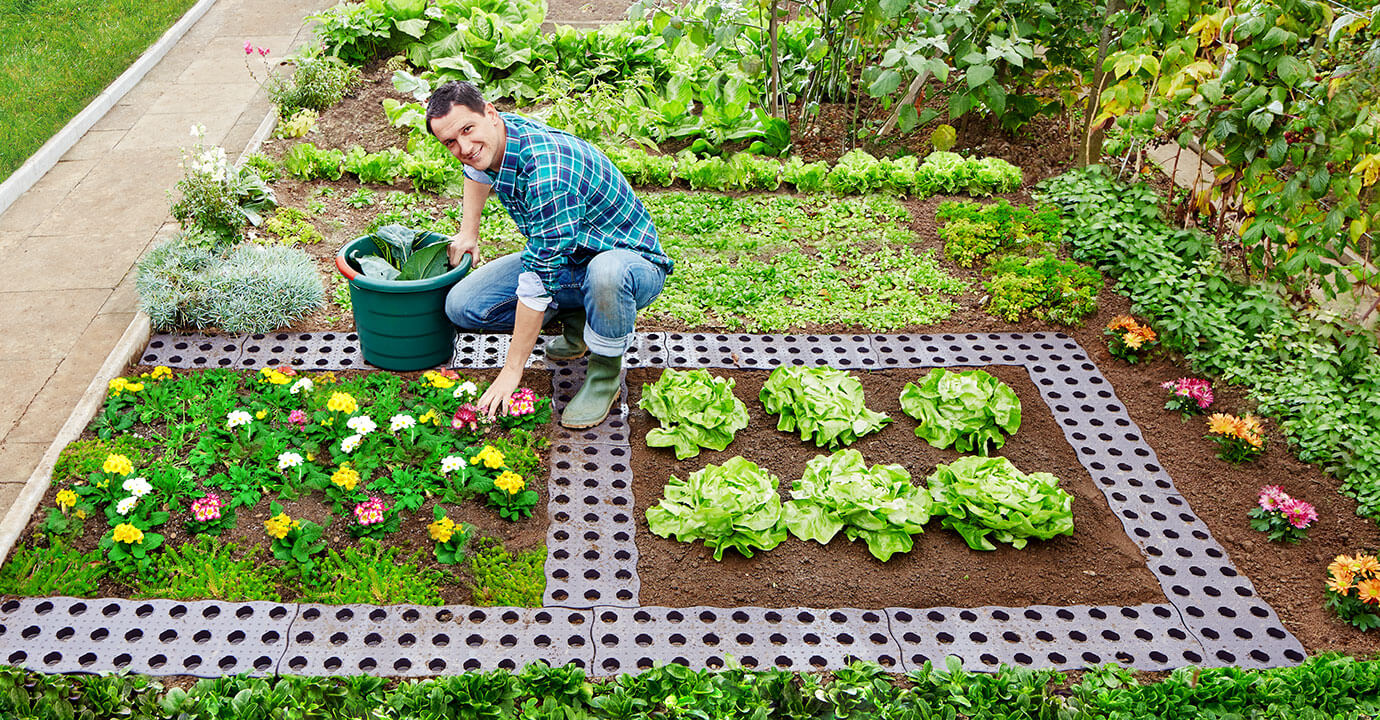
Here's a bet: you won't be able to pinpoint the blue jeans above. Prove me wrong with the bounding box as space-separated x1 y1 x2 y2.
445 250 666 356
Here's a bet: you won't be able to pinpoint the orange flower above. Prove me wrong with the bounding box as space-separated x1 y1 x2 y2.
1107 315 1138 332
1327 573 1354 595
1207 413 1238 436
1329 554 1354 577
1357 578 1380 605
1354 555 1380 577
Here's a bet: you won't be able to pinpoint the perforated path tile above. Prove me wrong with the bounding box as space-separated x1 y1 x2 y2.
9 330 1305 677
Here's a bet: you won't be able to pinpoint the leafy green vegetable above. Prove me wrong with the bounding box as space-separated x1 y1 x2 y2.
899 369 1021 455
926 456 1074 551
645 456 786 560
783 449 933 561
350 224 454 281
760 366 890 448
639 369 749 459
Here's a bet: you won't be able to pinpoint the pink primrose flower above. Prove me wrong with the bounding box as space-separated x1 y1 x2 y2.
507 387 536 416
452 403 480 431
288 409 309 426
192 493 222 522
353 496 386 526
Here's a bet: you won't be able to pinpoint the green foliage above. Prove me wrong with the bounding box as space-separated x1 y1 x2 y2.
759 366 890 448
268 52 360 118
241 152 279 183
344 187 377 208
273 108 318 138
984 252 1102 326
900 368 1022 455
343 145 404 185
300 539 449 605
282 141 345 180
136 238 324 333
262 206 324 245
783 449 933 561
170 134 277 244
469 538 545 606
645 456 786 560
639 368 748 459
2 654 1380 718
350 224 454 281
936 199 1061 267
927 455 1075 551
0 537 105 596
135 535 282 601
1039 166 1380 521
53 436 156 484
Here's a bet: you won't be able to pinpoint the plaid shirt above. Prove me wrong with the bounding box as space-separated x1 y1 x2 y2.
464 114 671 307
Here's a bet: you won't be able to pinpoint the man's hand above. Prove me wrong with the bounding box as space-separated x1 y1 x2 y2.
449 235 480 267
477 368 521 418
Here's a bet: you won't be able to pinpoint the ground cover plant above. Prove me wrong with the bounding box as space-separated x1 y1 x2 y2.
2 654 1380 719
0 366 554 605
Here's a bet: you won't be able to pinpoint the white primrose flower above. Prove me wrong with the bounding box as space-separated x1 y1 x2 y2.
277 452 304 471
289 377 314 395
116 496 139 516
340 434 363 454
346 414 377 435
226 410 252 429
389 414 416 432
452 381 478 399
122 476 153 498
440 456 464 474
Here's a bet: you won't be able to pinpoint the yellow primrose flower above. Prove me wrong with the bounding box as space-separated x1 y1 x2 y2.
428 515 455 543
75 509 87 520
331 465 360 491
423 370 456 389
471 446 505 469
124 382 144 393
255 409 268 420
112 523 143 544
306 452 315 462
326 392 358 414
55 489 77 509
108 377 142 394
259 368 291 385
317 372 338 384
102 453 133 476
150 366 173 380
495 471 525 495
265 513 292 540
419 409 439 426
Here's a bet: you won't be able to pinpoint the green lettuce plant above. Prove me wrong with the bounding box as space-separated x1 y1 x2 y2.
899 369 1022 455
760 366 890 448
926 456 1074 551
645 456 786 560
282 141 345 180
639 368 749 459
783 449 934 561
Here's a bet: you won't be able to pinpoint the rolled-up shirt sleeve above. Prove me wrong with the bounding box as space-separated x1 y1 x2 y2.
517 189 583 310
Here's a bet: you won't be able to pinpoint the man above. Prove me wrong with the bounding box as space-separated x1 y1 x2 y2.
425 81 672 428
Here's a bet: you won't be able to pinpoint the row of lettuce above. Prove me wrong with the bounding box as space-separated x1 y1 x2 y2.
3 655 1378 719
1038 167 1380 523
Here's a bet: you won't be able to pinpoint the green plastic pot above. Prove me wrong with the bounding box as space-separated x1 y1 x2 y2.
336 232 471 371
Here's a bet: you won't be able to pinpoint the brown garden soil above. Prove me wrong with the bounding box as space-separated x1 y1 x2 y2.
626 366 1164 610
156 64 1379 657
8 368 553 606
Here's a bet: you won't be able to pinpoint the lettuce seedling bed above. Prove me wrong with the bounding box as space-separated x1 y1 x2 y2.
627 366 1164 609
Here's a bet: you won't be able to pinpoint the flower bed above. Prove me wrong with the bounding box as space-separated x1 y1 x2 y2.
1 366 555 606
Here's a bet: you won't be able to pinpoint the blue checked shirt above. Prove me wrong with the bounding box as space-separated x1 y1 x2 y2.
463 114 671 311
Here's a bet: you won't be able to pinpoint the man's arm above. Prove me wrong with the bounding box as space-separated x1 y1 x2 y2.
449 176 491 267
476 303 541 417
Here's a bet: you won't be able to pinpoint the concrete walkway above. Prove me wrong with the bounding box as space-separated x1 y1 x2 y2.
0 0 334 507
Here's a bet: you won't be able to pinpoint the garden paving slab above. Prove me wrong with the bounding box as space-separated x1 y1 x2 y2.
0 444 46 485
4 312 135 445
87 82 169 133
31 152 183 236
58 130 129 163
0 290 110 362
0 362 58 444
6 231 152 293
114 109 241 151
146 81 263 117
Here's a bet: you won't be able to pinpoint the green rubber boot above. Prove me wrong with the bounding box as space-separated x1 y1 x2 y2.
544 310 587 361
560 353 623 429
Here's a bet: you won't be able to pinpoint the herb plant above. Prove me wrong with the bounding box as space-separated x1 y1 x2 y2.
646 456 786 560
899 369 1021 455
783 449 934 561
639 368 749 459
760 366 889 448
926 456 1075 551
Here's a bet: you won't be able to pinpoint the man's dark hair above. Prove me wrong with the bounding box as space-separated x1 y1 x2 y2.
425 81 486 136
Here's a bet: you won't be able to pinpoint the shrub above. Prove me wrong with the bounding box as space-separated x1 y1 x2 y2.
984 252 1100 326
268 52 360 118
137 239 324 333
170 130 276 244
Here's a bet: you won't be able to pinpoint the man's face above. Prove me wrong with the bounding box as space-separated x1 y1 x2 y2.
431 102 505 171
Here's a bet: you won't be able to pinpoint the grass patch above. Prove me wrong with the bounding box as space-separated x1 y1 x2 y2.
0 0 198 181
134 536 283 601
644 192 966 331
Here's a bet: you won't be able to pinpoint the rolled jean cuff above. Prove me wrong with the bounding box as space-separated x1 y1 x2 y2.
584 325 631 356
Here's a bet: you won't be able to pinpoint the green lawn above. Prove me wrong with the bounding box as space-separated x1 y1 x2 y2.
0 0 198 182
